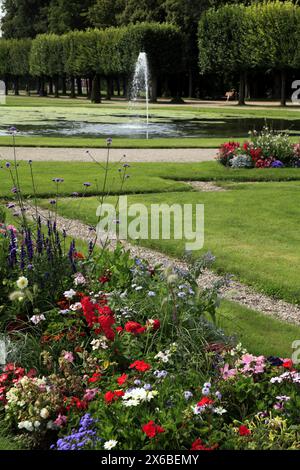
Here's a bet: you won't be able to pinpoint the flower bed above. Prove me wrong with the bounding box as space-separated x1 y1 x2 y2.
1 218 300 451
217 127 300 168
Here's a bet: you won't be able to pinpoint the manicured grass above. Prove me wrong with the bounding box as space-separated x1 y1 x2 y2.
218 299 300 357
0 136 227 149
36 180 300 304
2 161 300 199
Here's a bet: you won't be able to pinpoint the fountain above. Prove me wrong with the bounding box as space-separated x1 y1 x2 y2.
129 52 150 139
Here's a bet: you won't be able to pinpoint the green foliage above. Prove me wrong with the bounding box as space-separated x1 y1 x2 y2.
29 24 182 78
30 34 63 77
199 1 300 74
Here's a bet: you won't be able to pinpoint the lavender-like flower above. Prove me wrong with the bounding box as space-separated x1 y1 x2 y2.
52 414 101 451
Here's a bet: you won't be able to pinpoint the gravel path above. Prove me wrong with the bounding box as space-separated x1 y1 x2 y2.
0 147 217 163
23 204 300 325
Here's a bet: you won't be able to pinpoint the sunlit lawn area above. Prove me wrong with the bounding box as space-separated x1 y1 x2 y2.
35 180 300 304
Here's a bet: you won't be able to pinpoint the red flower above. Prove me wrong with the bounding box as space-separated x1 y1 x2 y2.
88 372 101 383
74 252 85 259
239 425 251 436
99 276 110 284
191 438 215 451
104 391 115 404
125 321 146 335
147 319 160 331
283 359 293 369
129 360 151 372
104 390 124 404
117 374 128 386
116 326 123 334
142 420 165 439
197 396 214 407
81 297 116 341
65 396 88 411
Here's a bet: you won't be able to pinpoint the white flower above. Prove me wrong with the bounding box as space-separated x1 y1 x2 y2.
213 407 227 415
30 314 46 325
155 351 170 363
18 421 34 432
40 408 50 419
91 337 109 351
135 286 143 291
122 388 158 407
16 276 28 290
70 302 82 312
148 291 156 297
104 440 118 450
9 291 24 302
63 289 76 300
74 273 86 286
34 421 41 428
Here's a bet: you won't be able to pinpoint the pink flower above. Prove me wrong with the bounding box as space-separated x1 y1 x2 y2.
54 414 67 428
63 352 74 363
220 363 237 380
83 388 98 402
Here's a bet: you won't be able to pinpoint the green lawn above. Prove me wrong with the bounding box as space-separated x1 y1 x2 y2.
2 161 300 199
0 136 227 149
218 300 300 357
35 180 300 304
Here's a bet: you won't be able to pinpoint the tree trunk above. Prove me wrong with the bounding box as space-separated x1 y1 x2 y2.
25 75 30 96
238 72 246 105
54 75 59 98
87 77 93 99
4 75 8 95
48 78 53 95
14 76 19 96
62 75 67 95
106 77 111 100
91 74 101 103
150 75 157 103
70 76 76 99
39 77 46 96
76 77 82 96
123 77 128 99
188 68 193 98
116 78 120 96
280 70 286 106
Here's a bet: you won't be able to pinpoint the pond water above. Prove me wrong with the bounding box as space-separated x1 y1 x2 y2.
1 116 300 139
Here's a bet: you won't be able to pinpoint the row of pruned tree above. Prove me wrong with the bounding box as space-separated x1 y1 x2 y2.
0 23 183 102
198 1 300 106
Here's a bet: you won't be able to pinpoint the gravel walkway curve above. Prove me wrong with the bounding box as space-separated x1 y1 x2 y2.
23 204 300 325
0 147 217 163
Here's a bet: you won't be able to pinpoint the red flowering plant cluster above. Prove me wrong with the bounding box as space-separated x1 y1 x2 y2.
218 127 297 168
0 363 36 405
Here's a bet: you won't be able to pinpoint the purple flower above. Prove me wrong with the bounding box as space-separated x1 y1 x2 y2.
9 127 17 134
83 182 91 187
5 162 10 168
11 187 18 194
28 160 32 165
50 200 56 205
271 160 284 168
107 138 112 145
72 192 79 197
